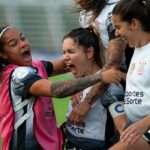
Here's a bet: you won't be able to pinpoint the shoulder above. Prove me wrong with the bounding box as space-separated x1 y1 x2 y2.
11 66 41 97
12 66 37 80
101 84 124 107
107 83 124 96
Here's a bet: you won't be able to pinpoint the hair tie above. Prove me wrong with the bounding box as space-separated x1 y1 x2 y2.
0 26 12 39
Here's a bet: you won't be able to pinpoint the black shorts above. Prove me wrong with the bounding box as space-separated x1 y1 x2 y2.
65 130 107 150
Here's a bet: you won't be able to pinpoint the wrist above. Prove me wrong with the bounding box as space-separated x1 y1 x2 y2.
84 92 97 106
95 70 103 82
142 116 150 130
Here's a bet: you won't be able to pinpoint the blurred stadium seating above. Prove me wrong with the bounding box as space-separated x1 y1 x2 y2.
0 0 79 55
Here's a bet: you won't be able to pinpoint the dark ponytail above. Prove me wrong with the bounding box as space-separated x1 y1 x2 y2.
63 27 105 68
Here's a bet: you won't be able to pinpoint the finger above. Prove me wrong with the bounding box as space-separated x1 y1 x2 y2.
74 115 81 125
72 96 80 106
69 111 81 124
69 110 78 123
130 134 141 145
121 128 137 142
113 78 121 85
68 112 74 122
124 134 140 145
79 116 86 123
113 80 120 85
121 129 133 141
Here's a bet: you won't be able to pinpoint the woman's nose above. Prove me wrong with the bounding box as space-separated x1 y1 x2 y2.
20 39 29 48
64 53 70 60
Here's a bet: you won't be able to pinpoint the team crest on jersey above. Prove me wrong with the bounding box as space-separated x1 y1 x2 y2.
137 62 145 75
137 64 144 75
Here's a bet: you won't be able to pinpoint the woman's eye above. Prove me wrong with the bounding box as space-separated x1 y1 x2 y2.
9 41 17 47
68 49 75 53
21 35 26 41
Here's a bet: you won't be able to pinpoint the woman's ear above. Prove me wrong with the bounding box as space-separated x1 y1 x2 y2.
87 47 94 60
0 51 8 59
131 18 142 31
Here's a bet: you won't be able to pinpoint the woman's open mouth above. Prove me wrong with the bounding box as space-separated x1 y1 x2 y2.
21 49 32 63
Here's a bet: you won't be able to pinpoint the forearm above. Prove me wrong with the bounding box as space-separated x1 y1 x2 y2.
113 115 128 134
106 38 126 67
109 102 127 133
142 115 150 130
84 82 107 105
51 72 102 98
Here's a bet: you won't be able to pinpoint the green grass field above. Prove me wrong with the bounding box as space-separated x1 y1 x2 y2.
51 73 72 125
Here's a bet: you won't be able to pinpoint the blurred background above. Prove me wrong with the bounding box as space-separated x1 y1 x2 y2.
0 0 79 59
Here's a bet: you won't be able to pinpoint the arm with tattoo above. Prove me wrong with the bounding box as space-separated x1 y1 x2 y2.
29 67 122 98
51 72 102 98
51 66 123 98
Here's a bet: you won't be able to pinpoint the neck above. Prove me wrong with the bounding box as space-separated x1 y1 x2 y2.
135 32 150 48
86 63 100 76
